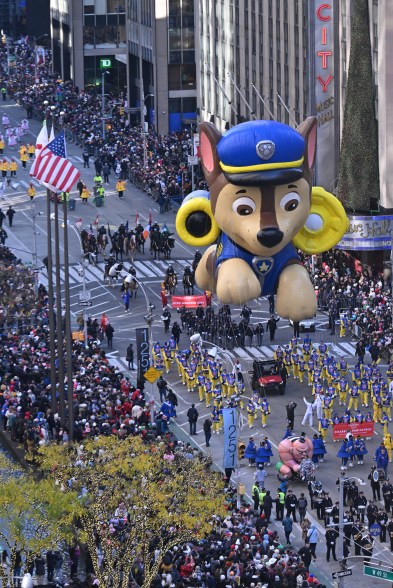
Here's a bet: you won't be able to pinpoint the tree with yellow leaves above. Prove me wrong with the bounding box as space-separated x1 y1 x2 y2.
0 456 78 588
37 436 226 588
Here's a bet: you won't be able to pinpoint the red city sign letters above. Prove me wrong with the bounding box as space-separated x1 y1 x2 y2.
316 3 333 92
316 3 332 21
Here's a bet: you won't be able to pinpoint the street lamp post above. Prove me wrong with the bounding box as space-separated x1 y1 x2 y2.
126 275 156 420
43 101 58 415
102 71 110 140
62 201 74 441
141 94 154 168
336 474 366 587
68 224 89 349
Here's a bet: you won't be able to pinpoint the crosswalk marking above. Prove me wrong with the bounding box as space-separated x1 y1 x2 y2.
38 258 193 288
233 347 254 359
133 260 156 278
338 342 355 355
330 343 345 357
260 346 275 358
86 265 104 281
227 341 358 364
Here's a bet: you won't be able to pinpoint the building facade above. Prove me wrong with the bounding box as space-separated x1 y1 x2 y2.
198 0 310 132
127 0 198 135
51 0 127 96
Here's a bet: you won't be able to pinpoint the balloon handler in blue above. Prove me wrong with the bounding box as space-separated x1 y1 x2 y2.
176 118 348 322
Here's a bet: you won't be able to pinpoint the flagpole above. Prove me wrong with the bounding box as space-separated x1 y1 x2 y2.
62 196 74 441
46 188 57 416
53 193 66 427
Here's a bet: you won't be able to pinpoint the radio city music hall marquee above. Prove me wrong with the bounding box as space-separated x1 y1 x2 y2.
315 3 334 128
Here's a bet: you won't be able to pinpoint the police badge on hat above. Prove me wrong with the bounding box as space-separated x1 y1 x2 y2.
256 140 275 161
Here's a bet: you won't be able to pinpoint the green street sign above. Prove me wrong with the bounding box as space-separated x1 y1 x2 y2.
364 565 393 582
100 59 112 69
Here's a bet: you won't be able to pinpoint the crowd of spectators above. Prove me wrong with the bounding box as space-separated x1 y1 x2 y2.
0 244 330 587
1 36 393 588
0 40 206 208
303 249 393 360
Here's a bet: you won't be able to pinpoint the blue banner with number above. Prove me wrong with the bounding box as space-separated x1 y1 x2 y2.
223 408 237 469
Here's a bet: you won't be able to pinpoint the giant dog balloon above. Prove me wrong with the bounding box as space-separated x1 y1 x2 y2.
176 119 348 321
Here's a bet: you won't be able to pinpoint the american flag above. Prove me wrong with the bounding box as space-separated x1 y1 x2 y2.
30 130 80 193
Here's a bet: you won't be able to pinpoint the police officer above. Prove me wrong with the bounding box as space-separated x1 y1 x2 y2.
354 491 367 523
361 533 374 563
377 508 388 542
276 487 286 521
252 482 260 512
321 491 333 526
313 488 324 520
366 500 378 526
369 465 381 501
352 521 363 556
285 490 298 522
382 480 393 513
343 511 354 547
325 527 338 562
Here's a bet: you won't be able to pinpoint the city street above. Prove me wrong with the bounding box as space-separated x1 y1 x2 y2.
2 101 393 586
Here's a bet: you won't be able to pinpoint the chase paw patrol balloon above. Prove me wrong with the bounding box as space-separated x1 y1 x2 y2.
176 118 348 321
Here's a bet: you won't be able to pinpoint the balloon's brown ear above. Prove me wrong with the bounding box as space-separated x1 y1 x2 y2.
296 116 317 173
199 122 223 187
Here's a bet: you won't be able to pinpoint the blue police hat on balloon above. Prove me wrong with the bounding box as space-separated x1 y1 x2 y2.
217 120 306 186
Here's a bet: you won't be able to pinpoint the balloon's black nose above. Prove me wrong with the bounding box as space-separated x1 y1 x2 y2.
257 228 284 248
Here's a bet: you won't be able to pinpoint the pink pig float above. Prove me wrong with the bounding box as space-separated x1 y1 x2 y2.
276 435 314 479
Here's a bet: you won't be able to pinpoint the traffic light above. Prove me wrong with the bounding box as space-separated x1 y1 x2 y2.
1 35 6 45
106 124 112 131
238 440 246 460
119 106 124 115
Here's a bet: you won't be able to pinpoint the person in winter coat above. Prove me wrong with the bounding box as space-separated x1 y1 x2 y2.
307 524 318 560
244 438 257 466
263 490 273 522
255 441 269 466
286 401 297 429
162 307 171 333
282 515 293 545
312 433 327 464
298 543 312 570
122 290 131 312
376 445 389 478
203 418 212 447
171 322 182 345
337 438 351 469
254 464 267 486
105 322 114 349
353 435 368 465
368 466 382 500
301 518 311 542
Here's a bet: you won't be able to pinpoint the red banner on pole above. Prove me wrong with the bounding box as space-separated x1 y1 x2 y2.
172 294 207 308
333 421 374 440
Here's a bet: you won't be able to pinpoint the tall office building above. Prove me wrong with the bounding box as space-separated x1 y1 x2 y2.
127 0 197 135
198 1 310 132
50 0 127 95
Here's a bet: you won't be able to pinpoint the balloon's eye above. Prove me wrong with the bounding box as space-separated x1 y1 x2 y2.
280 192 300 212
232 197 256 216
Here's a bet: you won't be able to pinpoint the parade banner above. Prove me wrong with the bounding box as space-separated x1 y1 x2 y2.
172 294 207 308
223 407 237 469
135 327 150 381
335 215 393 251
333 421 374 440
